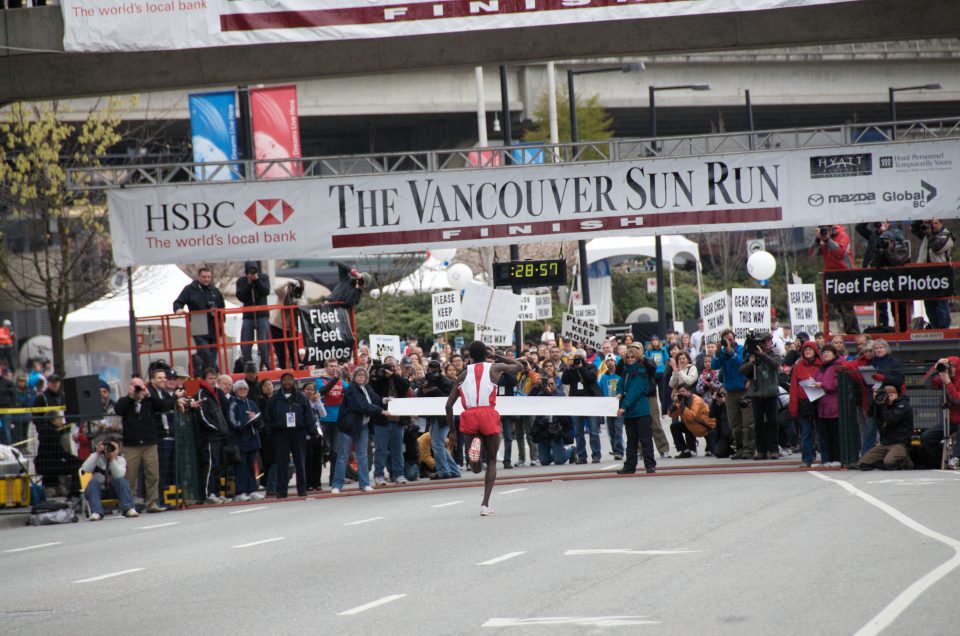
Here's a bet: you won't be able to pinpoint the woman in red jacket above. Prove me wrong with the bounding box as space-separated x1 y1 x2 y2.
788 342 821 467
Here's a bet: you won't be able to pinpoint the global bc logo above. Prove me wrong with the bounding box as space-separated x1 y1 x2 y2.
143 198 298 252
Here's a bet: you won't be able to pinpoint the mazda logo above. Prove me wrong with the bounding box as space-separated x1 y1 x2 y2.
808 194 824 207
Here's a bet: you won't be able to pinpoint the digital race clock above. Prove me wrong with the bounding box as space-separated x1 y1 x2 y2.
493 259 567 288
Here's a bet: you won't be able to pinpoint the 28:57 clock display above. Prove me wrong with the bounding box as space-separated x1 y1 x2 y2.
493 259 567 288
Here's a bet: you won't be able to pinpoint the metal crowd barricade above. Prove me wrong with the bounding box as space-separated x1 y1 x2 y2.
837 362 946 466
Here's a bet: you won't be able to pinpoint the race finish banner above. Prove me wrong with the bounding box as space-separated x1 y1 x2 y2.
106 138 960 266
62 0 858 53
823 263 957 302
298 304 354 363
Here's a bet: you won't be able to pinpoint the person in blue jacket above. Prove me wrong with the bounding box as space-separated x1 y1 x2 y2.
711 329 755 459
229 380 264 501
331 367 392 494
617 344 658 474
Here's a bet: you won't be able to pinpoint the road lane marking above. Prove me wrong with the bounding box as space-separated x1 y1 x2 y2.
75 568 145 583
337 594 407 616
232 537 285 549
230 506 268 515
477 551 526 566
483 616 660 627
3 542 62 553
565 549 700 556
135 522 180 530
810 471 960 636
601 463 624 471
431 500 463 508
344 516 385 526
499 488 527 495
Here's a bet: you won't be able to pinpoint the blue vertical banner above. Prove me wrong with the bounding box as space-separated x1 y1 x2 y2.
189 91 239 181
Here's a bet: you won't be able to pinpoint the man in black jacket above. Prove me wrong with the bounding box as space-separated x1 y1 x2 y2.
173 267 226 372
369 357 411 485
859 382 913 470
561 348 603 464
264 372 315 498
236 261 271 369
115 375 177 512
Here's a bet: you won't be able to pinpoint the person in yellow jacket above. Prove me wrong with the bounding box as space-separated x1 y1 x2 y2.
668 385 716 459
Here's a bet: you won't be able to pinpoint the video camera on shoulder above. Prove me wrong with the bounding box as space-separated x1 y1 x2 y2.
743 330 760 353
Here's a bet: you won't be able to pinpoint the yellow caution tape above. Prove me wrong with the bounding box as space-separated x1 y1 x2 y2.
0 405 65 415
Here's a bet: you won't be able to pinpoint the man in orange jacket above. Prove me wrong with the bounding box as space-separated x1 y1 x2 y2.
668 386 716 459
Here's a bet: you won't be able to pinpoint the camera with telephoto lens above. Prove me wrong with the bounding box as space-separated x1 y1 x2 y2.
369 361 387 382
133 385 144 393
818 226 831 238
246 265 258 275
875 390 889 404
743 330 760 354
102 441 117 455
573 356 584 366
937 362 949 373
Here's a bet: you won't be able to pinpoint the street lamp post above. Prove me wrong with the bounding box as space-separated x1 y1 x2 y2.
567 64 643 306
888 83 942 140
648 83 710 337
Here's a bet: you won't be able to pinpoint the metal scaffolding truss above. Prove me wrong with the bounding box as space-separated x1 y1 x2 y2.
65 116 960 192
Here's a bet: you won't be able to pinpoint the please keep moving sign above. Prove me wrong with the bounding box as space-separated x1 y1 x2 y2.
731 289 771 343
432 290 463 334
562 312 606 350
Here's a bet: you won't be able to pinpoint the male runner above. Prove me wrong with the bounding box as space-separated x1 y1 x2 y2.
446 341 522 516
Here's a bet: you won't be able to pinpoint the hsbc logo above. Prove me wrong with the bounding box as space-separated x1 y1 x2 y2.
244 199 294 226
146 202 235 232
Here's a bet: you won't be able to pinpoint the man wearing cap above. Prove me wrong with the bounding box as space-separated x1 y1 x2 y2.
263 372 315 497
859 381 913 470
242 362 262 402
115 375 178 512
236 261 271 369
739 332 783 460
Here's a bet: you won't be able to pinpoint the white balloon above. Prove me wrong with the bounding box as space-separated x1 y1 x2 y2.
747 250 777 281
428 248 458 264
445 263 474 289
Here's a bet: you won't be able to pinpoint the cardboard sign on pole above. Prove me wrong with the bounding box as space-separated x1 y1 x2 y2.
731 289 771 343
369 334 402 362
787 284 820 337
562 312 607 350
431 290 462 333
700 291 730 344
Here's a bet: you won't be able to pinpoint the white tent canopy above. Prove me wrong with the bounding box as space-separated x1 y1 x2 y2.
585 235 703 325
64 264 241 380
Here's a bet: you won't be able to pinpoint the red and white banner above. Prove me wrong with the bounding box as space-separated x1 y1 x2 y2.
106 137 960 267
249 85 302 179
62 0 859 53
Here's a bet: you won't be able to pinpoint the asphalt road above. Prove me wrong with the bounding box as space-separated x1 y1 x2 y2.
1 462 958 636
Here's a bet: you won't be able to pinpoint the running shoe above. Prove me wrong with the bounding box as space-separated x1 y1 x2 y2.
468 437 482 463
480 505 495 516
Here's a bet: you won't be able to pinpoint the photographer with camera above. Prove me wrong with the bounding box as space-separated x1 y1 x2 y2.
418 359 459 479
706 389 734 458
326 260 369 308
911 218 955 328
711 330 755 459
173 267 226 372
561 348 603 464
115 376 178 513
739 332 783 460
876 228 912 330
269 278 306 370
809 224 859 333
858 381 914 471
921 356 960 469
236 260 271 369
370 356 411 486
81 438 139 520
668 385 715 459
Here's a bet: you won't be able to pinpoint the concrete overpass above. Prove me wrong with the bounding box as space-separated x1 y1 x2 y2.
2 0 960 102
